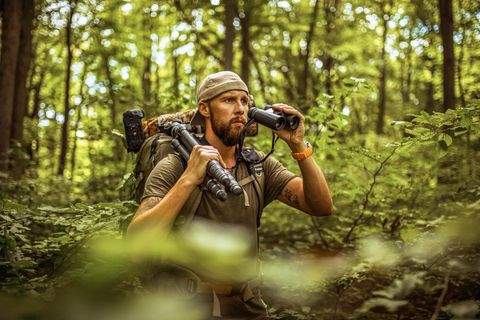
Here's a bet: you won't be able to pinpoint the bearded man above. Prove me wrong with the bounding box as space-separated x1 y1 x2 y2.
127 71 333 319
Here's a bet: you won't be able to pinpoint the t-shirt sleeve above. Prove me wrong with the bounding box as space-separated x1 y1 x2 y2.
263 156 297 206
141 154 184 201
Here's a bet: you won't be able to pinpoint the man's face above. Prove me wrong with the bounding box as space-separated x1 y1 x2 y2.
206 90 249 146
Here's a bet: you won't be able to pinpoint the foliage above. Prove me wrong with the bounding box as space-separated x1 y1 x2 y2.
1 0 480 319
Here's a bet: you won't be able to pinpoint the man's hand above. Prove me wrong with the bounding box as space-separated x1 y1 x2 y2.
183 145 226 186
271 104 307 152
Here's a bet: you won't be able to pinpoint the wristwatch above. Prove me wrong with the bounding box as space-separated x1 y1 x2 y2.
291 141 313 160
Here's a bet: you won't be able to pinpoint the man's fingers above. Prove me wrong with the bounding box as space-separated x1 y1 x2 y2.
271 104 305 121
192 145 225 165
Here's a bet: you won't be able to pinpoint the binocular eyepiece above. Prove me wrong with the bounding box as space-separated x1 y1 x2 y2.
247 105 299 131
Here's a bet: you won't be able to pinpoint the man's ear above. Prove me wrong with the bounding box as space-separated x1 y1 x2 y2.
199 101 210 119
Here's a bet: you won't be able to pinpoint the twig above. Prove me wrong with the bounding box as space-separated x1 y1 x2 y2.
173 1 223 63
430 271 450 320
343 145 399 242
310 216 330 249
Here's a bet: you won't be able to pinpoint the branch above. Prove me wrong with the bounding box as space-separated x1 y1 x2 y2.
430 271 450 320
174 1 223 64
343 145 399 243
310 216 331 249
247 46 267 102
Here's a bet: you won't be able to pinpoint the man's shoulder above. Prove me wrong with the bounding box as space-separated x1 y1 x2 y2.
150 153 184 176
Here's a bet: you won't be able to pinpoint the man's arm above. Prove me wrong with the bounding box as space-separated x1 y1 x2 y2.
272 104 333 216
127 145 224 237
277 147 333 216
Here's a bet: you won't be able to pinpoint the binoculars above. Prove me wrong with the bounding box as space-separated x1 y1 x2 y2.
248 105 300 131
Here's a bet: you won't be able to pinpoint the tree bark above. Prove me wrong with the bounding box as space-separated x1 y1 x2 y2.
10 0 35 177
298 0 320 104
173 51 180 100
70 66 87 179
142 9 153 115
456 0 466 108
401 24 413 103
102 53 117 125
224 0 235 70
323 0 338 98
376 2 389 135
0 0 22 171
58 0 78 176
425 56 436 114
240 3 250 87
438 0 455 111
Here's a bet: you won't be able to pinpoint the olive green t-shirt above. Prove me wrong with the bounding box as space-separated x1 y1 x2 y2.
142 152 296 282
143 153 295 225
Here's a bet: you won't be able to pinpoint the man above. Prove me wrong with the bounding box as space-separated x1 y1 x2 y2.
128 71 332 319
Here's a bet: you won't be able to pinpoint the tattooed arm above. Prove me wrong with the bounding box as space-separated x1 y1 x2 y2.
277 157 333 217
270 103 333 216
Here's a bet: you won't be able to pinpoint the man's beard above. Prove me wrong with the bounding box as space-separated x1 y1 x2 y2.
210 110 242 147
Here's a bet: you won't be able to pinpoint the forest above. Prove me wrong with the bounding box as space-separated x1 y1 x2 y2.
0 0 479 319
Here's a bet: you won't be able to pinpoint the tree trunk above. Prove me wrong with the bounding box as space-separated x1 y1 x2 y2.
323 0 338 98
248 47 267 101
10 0 35 177
70 65 87 179
405 29 413 103
425 56 436 114
173 53 180 101
298 0 320 104
102 53 117 125
240 3 250 87
0 0 22 171
456 0 466 108
376 2 389 135
29 68 45 119
224 0 235 70
142 9 153 115
438 0 455 111
401 25 413 103
58 0 77 176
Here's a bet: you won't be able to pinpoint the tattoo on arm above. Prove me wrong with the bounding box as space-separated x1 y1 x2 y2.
283 187 300 208
135 196 162 216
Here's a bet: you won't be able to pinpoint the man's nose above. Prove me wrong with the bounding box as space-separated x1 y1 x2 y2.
234 99 246 113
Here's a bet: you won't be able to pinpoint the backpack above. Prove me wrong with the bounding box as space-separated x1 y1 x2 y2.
126 109 266 227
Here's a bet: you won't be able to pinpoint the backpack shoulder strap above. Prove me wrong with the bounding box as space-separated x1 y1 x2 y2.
239 149 265 227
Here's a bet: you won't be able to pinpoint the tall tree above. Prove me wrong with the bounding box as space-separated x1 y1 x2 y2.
10 0 35 177
298 0 320 104
456 0 466 108
224 0 235 70
376 1 391 135
142 5 153 115
0 0 22 171
323 0 339 97
240 2 251 87
70 64 87 179
438 0 456 111
57 0 78 176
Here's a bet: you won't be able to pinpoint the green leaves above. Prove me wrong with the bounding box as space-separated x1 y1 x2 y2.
357 273 425 314
443 300 479 320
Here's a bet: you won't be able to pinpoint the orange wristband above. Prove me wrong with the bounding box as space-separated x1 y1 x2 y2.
291 142 313 160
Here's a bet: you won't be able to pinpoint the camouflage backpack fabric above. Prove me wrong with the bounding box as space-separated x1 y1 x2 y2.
132 109 198 203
